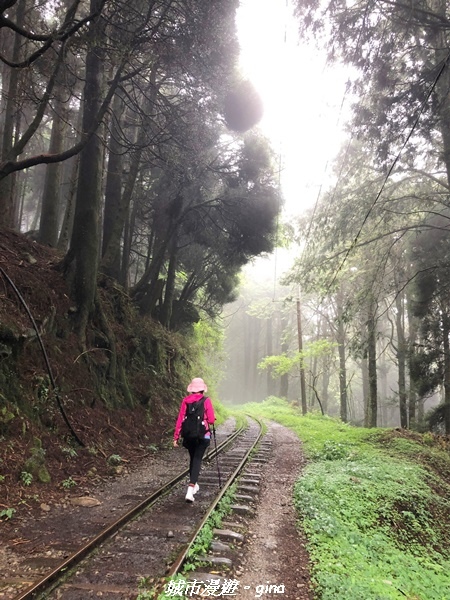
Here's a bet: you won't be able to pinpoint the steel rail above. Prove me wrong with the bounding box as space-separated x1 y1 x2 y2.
166 416 264 578
12 424 246 600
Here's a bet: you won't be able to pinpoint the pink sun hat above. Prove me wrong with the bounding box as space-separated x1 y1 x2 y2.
187 377 208 393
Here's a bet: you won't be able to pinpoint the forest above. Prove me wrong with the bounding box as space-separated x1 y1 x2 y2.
2 4 450 598
0 0 280 414
221 0 450 437
2 0 450 439
0 0 279 332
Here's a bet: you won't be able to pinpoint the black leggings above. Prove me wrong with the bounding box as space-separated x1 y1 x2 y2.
183 438 210 485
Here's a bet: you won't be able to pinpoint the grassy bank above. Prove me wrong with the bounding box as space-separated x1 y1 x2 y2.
241 397 450 600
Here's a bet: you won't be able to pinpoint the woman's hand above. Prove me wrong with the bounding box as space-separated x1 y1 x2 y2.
173 439 179 448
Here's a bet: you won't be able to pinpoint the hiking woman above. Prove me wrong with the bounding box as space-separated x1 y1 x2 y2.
173 377 216 503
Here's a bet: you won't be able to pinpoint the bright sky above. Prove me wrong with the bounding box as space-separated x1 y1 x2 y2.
236 0 351 217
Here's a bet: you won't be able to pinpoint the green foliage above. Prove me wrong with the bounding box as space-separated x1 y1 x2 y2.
243 396 450 599
136 574 162 600
0 405 15 426
0 507 16 520
232 412 248 430
258 340 337 378
20 471 33 486
258 353 299 377
60 446 78 458
190 320 224 389
107 454 122 466
188 319 229 426
136 590 154 600
23 438 51 484
61 477 77 489
34 375 51 404
0 403 17 436
313 440 353 461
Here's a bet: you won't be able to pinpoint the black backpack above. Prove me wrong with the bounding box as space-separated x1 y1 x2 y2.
181 396 206 444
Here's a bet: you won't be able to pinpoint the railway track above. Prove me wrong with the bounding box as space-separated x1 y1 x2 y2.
4 417 270 600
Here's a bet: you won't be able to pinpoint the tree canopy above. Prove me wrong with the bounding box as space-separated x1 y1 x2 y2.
0 0 280 344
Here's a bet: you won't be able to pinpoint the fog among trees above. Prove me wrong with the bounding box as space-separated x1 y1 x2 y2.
2 0 450 435
221 0 450 436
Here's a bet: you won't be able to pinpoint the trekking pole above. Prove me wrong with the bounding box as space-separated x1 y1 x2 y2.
212 423 222 488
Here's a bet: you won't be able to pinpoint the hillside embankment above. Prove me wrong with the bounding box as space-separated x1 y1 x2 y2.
0 229 196 512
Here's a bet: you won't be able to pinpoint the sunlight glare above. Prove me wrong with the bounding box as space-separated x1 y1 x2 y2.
236 0 350 216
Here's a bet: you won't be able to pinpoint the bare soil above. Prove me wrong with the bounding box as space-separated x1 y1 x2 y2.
231 422 313 600
0 228 183 513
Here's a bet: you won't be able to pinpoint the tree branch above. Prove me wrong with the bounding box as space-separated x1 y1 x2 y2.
0 54 128 179
0 0 102 68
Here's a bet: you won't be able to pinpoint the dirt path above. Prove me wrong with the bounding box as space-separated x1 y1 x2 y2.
231 421 313 600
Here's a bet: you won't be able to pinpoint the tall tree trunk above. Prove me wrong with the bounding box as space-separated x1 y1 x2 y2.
132 189 183 313
297 297 307 413
361 356 369 426
321 363 330 414
0 0 25 228
58 102 83 251
244 313 252 401
432 0 450 190
102 73 158 282
251 317 260 400
103 146 142 282
101 92 125 278
65 1 106 343
39 96 67 246
441 304 450 435
266 317 275 396
336 288 348 422
320 317 330 414
379 347 388 427
407 299 419 429
57 155 79 251
367 304 378 427
121 194 137 288
161 230 178 329
395 289 408 428
279 316 289 399
16 171 27 230
432 1 450 434
310 319 320 408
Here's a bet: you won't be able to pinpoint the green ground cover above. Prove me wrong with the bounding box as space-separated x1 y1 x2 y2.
242 397 450 600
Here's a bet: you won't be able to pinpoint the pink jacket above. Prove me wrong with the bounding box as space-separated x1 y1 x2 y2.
174 392 216 441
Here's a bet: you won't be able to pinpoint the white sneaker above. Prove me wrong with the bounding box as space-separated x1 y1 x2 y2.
185 486 195 503
193 484 199 495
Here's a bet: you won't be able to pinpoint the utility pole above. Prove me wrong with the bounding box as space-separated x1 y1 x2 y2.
296 295 307 415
